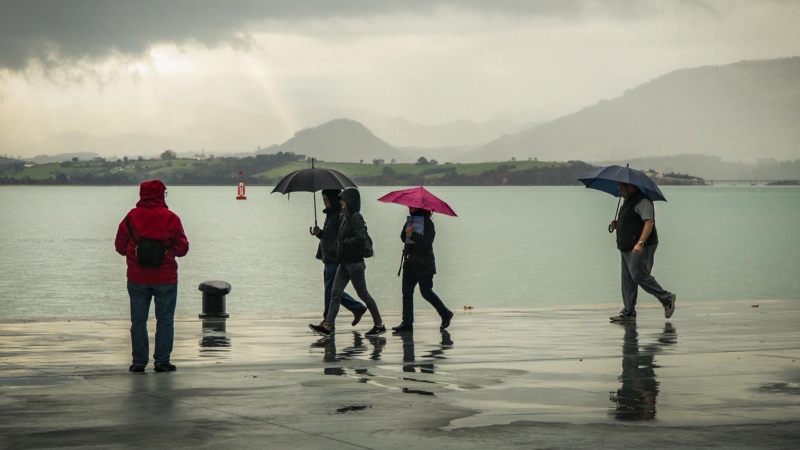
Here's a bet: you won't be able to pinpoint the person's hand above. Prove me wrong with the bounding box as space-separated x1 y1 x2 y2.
310 226 321 236
633 242 643 254
405 225 413 234
608 220 617 233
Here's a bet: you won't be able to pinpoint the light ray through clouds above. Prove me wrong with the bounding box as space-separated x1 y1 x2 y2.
0 0 798 158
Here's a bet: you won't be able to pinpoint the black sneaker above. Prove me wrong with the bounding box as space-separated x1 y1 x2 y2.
129 364 145 373
365 325 386 337
309 323 332 336
440 310 454 330
351 307 367 327
610 311 636 322
665 293 677 319
153 363 176 372
391 322 413 332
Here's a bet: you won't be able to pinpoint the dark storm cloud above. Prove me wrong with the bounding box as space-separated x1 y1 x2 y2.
0 0 720 71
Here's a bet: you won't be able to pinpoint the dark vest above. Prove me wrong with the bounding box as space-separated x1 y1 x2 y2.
616 192 659 251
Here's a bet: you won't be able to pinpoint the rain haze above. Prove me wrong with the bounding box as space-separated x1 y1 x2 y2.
1 0 799 161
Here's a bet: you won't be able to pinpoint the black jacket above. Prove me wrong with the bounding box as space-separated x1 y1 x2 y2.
315 205 344 264
338 188 367 264
401 212 437 275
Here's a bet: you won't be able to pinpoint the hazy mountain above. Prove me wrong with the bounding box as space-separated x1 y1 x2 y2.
463 57 800 163
396 145 477 164
256 118 408 163
603 154 800 180
366 117 531 148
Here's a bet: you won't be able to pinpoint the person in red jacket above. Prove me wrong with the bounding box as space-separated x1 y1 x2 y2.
115 180 189 373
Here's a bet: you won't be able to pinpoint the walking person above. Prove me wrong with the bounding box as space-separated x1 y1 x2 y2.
115 180 189 372
392 208 453 332
309 188 385 337
609 182 676 322
309 189 368 328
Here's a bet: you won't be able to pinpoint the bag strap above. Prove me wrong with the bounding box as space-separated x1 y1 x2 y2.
124 215 138 244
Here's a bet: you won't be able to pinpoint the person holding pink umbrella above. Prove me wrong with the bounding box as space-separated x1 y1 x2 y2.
378 187 456 332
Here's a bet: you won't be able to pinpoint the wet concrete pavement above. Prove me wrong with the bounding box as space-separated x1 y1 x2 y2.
1 300 799 449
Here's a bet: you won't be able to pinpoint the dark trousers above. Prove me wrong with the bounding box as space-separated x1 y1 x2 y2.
402 273 449 324
326 262 382 327
323 262 364 319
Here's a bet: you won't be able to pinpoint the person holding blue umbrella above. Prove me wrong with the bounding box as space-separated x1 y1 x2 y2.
579 165 677 322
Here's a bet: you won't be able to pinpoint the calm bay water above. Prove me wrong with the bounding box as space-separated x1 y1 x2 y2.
0 185 798 319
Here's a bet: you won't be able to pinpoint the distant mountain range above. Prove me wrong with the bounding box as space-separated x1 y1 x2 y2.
12 57 800 176
462 57 800 163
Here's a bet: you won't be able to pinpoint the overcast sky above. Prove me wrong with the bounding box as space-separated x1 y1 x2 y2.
1 0 799 158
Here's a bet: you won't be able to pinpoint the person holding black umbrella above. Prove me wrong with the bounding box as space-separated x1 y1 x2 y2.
310 189 368 328
609 182 676 322
309 188 386 337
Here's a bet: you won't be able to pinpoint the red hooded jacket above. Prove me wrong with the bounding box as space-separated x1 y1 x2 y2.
115 180 189 284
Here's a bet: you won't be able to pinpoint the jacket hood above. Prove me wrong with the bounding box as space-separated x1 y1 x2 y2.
137 179 168 208
322 189 342 205
341 187 361 213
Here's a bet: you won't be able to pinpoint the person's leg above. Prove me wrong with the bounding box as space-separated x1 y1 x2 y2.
325 265 352 328
324 263 363 319
620 251 638 314
401 273 418 324
347 262 383 326
127 281 152 366
323 263 336 319
152 283 178 365
417 274 450 318
630 245 671 306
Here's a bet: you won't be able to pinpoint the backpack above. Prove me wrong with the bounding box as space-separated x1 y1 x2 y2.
360 213 375 258
126 215 167 268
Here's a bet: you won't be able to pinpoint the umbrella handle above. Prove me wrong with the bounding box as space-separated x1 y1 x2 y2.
310 191 318 234
397 248 405 277
608 195 623 233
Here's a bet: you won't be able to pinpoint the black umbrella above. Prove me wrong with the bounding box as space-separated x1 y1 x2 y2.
271 159 357 232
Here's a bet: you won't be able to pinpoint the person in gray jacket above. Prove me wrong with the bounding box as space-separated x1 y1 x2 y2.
309 189 367 327
309 188 386 337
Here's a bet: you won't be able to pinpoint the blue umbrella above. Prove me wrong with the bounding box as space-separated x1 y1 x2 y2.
578 165 666 202
578 164 666 233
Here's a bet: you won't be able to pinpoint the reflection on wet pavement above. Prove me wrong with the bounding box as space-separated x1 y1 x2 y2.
608 322 677 421
310 328 455 396
199 319 231 357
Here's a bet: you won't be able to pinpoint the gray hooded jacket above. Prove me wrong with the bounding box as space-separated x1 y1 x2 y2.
337 188 367 264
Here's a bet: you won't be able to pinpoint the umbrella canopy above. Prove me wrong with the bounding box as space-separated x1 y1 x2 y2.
377 186 457 217
271 167 356 194
271 160 357 228
578 165 666 202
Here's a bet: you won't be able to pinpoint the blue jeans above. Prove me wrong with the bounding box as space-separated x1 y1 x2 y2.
323 263 364 319
128 281 178 366
620 245 671 314
402 273 450 324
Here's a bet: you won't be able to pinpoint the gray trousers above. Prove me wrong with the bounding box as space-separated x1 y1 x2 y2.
620 244 670 313
325 262 382 327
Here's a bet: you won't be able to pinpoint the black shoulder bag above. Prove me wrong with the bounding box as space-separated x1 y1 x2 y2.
125 215 167 268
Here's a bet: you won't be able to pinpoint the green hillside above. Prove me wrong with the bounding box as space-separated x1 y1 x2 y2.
0 153 592 186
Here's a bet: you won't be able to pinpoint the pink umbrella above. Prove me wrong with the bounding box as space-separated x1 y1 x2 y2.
377 186 457 217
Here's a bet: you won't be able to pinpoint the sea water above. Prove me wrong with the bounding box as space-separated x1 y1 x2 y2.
0 185 798 319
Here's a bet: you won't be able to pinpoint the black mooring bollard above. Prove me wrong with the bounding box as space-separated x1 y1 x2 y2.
198 280 231 318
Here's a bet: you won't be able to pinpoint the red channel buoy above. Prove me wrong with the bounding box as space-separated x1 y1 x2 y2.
236 171 247 200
